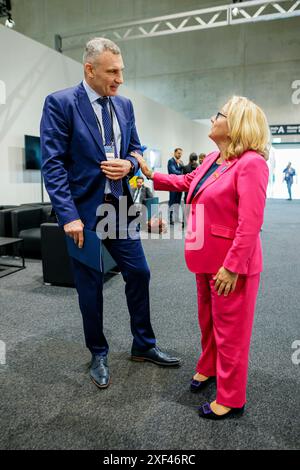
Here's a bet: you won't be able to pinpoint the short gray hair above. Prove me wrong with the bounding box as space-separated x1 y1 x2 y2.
83 37 121 64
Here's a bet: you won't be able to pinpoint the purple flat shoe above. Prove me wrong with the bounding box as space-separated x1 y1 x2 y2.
190 376 214 393
198 402 245 420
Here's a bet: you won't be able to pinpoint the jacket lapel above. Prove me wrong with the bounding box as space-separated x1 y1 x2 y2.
197 158 238 194
74 82 106 157
187 152 218 204
187 152 238 203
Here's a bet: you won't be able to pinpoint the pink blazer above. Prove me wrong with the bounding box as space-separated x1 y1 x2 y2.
153 150 269 275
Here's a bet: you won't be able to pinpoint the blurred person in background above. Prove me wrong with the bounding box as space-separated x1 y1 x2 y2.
283 162 297 200
199 153 206 165
183 152 199 204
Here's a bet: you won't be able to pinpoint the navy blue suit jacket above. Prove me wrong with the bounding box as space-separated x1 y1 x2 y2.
40 82 140 229
168 157 183 176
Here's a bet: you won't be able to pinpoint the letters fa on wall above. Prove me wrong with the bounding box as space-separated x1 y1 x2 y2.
291 80 300 105
0 80 6 105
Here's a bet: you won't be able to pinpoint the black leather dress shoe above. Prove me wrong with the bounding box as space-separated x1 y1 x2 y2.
190 376 214 393
131 346 180 367
198 402 245 420
90 354 110 389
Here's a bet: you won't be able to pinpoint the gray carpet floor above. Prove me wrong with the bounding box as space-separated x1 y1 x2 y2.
0 199 299 450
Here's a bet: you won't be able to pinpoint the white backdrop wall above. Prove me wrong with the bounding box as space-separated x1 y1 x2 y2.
0 26 212 205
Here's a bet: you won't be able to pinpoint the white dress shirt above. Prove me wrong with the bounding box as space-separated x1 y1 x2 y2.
83 80 122 194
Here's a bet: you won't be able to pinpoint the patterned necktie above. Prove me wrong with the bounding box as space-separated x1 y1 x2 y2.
97 97 123 199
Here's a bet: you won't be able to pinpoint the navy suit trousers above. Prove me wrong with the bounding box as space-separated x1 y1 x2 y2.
71 202 156 356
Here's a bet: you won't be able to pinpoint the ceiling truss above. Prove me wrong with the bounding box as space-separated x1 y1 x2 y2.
56 0 300 53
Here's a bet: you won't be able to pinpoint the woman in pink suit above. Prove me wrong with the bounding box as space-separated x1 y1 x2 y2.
131 96 270 420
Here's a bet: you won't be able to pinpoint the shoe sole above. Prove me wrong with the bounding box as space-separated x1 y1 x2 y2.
90 376 111 389
198 406 245 420
130 356 180 367
190 384 210 393
201 409 245 420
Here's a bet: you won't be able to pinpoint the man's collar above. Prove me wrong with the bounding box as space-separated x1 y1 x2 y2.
83 79 103 103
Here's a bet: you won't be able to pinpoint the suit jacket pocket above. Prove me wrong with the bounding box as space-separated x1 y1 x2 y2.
211 224 235 240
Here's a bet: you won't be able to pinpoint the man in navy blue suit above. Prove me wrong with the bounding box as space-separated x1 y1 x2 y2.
40 38 180 389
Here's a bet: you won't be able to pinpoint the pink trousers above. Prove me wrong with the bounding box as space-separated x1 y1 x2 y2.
195 273 260 408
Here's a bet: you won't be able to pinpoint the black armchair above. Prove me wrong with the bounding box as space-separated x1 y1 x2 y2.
0 206 19 255
10 205 52 258
0 206 19 237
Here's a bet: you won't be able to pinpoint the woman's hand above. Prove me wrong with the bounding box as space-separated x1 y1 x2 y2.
130 151 153 179
213 266 239 296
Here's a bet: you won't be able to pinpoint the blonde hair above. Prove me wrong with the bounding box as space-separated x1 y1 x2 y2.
225 96 270 161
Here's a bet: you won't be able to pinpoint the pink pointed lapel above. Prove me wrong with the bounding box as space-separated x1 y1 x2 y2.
186 152 218 204
187 153 238 203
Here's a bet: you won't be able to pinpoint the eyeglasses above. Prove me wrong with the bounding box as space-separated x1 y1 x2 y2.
216 111 227 120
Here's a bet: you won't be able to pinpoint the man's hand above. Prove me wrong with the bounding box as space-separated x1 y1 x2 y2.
64 219 84 248
213 266 239 297
130 152 153 179
100 159 131 180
